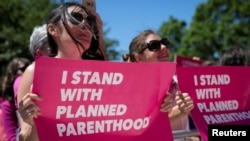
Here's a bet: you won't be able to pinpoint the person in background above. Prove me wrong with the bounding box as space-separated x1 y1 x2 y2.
124 29 196 140
29 24 51 59
1 57 31 141
219 45 248 66
122 53 130 62
13 24 51 112
202 60 218 66
0 79 8 141
0 23 50 141
245 47 250 66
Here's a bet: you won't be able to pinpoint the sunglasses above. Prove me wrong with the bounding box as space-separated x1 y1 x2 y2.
69 12 84 25
140 38 170 53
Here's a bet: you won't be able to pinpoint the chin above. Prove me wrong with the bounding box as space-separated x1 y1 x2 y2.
158 58 169 62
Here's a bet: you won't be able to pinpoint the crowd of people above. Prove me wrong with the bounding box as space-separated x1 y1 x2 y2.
0 1 249 141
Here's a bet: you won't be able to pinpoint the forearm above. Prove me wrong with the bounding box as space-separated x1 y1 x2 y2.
18 123 38 141
18 114 38 141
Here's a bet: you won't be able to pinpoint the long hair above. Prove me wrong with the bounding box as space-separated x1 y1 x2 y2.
1 58 30 101
47 2 106 60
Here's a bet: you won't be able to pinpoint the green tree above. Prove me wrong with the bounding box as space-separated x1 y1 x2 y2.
158 16 187 60
0 0 120 77
103 27 119 61
159 0 250 61
0 0 57 74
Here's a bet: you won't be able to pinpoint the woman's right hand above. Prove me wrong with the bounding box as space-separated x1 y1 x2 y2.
18 93 42 125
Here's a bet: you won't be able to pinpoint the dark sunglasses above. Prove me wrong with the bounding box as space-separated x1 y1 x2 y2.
140 38 170 53
69 12 95 26
68 12 98 35
69 12 85 25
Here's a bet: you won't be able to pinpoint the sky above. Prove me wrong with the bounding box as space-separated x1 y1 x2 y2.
93 0 206 60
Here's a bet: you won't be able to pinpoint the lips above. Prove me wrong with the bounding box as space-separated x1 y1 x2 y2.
158 54 169 62
78 31 92 40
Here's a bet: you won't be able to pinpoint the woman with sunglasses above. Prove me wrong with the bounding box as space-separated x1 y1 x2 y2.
17 2 107 141
125 29 195 133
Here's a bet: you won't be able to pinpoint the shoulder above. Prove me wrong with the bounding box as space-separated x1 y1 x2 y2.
22 62 35 80
25 62 35 73
17 62 35 103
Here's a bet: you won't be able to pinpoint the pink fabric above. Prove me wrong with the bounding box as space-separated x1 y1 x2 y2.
0 102 8 141
1 101 18 141
0 76 21 141
13 75 22 108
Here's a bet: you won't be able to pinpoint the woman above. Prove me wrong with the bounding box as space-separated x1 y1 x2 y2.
219 45 248 66
17 2 106 141
17 3 172 141
126 29 194 131
1 57 30 141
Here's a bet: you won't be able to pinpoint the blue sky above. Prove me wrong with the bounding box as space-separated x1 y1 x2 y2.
81 0 205 60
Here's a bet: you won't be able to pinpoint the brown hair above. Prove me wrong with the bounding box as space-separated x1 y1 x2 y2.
1 58 31 101
128 29 156 62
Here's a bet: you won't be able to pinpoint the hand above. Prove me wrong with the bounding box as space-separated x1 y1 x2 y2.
18 93 42 124
160 92 173 112
175 91 194 115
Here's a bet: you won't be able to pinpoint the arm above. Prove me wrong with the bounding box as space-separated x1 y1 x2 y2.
17 63 42 141
13 75 22 109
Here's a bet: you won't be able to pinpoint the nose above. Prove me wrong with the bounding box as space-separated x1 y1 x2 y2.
160 44 168 51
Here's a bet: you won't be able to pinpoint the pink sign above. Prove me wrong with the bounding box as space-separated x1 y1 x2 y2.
176 66 250 141
32 56 176 141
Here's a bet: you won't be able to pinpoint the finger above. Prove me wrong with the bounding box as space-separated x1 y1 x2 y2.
19 93 42 109
19 98 38 114
175 91 182 96
161 101 172 108
160 104 172 112
160 100 173 112
18 94 42 120
164 94 172 102
24 93 43 101
179 102 194 114
23 107 41 120
34 110 42 118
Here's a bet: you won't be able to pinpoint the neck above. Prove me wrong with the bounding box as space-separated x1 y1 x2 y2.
56 51 82 60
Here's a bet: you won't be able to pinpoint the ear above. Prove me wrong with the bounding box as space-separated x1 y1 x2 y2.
35 49 43 56
47 24 59 37
134 54 143 62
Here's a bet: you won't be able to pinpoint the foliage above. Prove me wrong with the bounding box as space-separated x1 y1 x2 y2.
159 0 250 62
103 27 119 60
0 0 57 75
158 16 187 60
0 0 119 78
